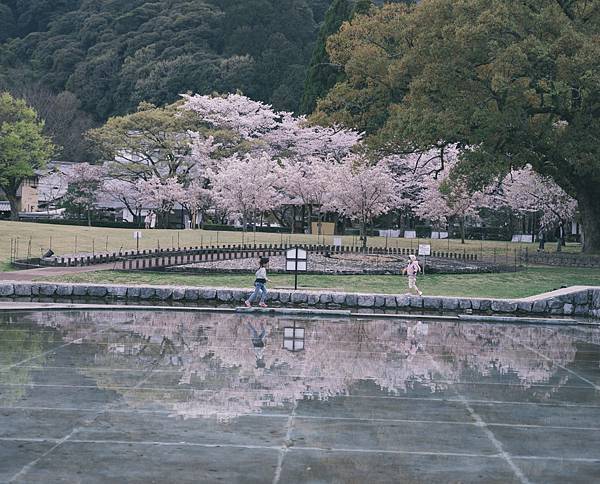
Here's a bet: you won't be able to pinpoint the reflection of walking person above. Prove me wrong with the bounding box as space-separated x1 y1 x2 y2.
245 257 270 308
246 322 267 368
402 254 423 296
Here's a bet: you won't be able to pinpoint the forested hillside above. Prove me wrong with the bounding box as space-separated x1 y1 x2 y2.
0 0 331 122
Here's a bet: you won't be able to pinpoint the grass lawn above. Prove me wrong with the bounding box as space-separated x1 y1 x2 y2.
41 266 600 299
0 220 582 270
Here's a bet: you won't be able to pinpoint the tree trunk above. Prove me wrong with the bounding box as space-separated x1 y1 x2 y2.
87 208 91 227
7 194 19 221
578 189 600 253
360 219 367 251
460 216 465 244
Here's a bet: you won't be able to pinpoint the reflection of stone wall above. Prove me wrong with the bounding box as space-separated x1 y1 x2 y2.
17 310 587 421
1 281 599 318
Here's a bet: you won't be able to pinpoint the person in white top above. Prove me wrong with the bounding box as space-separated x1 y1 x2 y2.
245 257 270 308
402 254 423 296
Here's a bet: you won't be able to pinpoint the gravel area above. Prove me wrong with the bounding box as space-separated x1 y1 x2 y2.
169 253 505 274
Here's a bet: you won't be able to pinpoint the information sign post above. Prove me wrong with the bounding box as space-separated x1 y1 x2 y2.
286 247 307 290
418 243 431 276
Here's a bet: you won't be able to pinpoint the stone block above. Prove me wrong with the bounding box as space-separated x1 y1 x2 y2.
374 296 386 307
574 290 590 305
550 307 564 315
478 299 492 311
139 287 156 299
200 289 217 300
38 284 57 296
155 288 172 300
127 287 141 299
593 290 600 309
279 292 291 303
291 292 307 304
0 283 14 296
516 301 533 313
491 300 517 313
531 300 547 313
547 298 564 310
107 286 128 298
344 294 357 307
423 297 442 310
319 293 333 304
184 289 199 301
396 295 410 308
332 293 346 305
409 296 423 308
458 299 472 310
558 294 574 304
56 285 74 297
216 290 232 302
72 285 88 297
307 293 319 305
384 296 397 308
442 298 459 311
232 290 247 302
172 287 186 301
88 285 108 298
574 305 589 316
357 295 375 307
13 284 32 297
563 303 574 315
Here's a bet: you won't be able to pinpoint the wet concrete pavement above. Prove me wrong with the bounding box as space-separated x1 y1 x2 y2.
0 310 599 483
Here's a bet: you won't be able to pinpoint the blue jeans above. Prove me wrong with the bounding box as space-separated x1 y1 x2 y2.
248 282 268 304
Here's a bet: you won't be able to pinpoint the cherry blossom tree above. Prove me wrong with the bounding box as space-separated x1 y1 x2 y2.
181 93 360 161
135 176 185 228
326 155 399 249
62 163 106 226
208 152 284 235
177 180 212 229
100 179 145 224
280 157 336 237
500 166 577 250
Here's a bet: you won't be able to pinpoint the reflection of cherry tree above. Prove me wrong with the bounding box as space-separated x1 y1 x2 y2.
24 311 589 421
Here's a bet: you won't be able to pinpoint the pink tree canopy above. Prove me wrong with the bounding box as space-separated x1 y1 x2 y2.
500 166 577 229
326 155 399 247
207 152 284 230
63 163 106 226
181 93 361 160
177 180 212 229
135 176 185 227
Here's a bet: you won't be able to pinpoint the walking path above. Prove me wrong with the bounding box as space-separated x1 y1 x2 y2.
0 263 117 281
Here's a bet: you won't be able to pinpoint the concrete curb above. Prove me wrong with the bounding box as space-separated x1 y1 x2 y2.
0 301 591 326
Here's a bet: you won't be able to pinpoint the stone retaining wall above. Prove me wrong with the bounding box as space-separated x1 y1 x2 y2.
0 281 598 319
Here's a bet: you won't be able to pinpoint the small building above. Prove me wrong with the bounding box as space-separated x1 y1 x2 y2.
0 176 40 216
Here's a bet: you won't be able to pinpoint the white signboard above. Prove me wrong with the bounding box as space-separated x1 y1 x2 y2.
511 234 533 243
418 244 431 256
286 260 307 271
133 231 142 240
404 230 417 239
379 229 401 238
286 248 307 260
431 231 449 239
333 236 342 247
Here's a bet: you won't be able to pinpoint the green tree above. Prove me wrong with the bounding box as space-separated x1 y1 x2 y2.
315 0 600 253
87 102 202 183
300 0 356 114
0 92 54 219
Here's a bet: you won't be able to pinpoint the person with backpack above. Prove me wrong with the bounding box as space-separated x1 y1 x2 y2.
402 254 423 296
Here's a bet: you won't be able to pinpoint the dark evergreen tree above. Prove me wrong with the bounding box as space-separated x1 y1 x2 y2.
300 0 356 114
